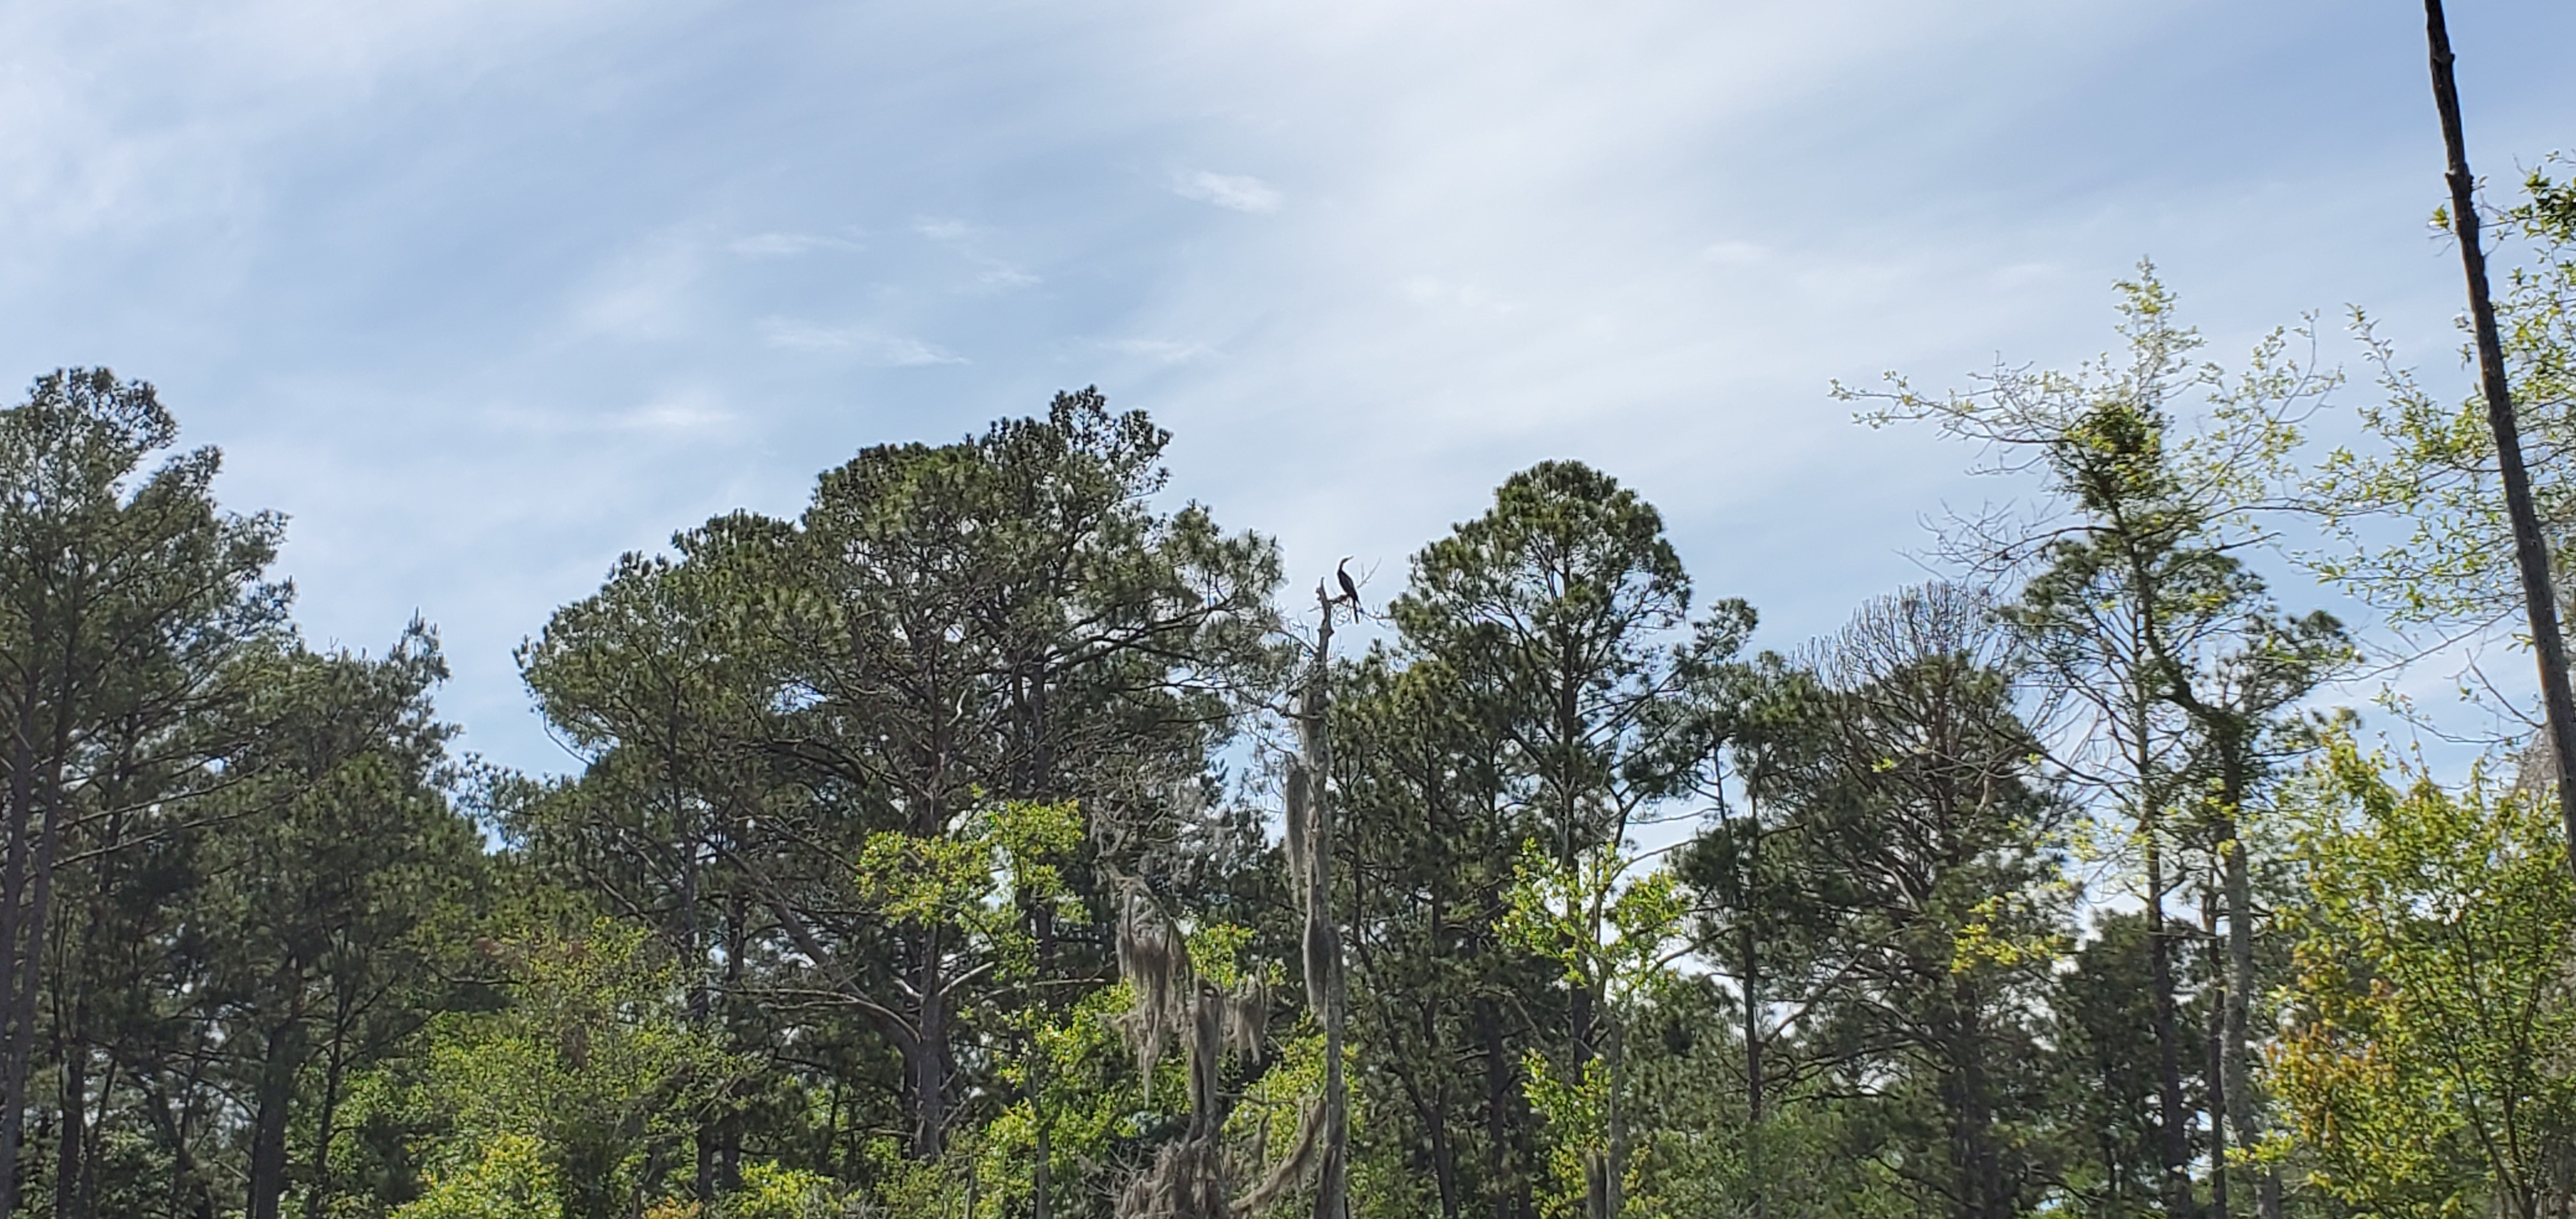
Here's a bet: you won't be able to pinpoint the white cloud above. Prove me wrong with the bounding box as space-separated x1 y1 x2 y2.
760 320 966 366
1397 276 1517 314
467 388 737 438
727 231 864 256
911 217 1040 289
616 395 736 433
569 239 700 341
6 0 2567 779
1103 337 1218 364
1171 170 1282 214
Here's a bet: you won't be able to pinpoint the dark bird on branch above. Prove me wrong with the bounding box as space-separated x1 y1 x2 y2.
1335 557 1360 607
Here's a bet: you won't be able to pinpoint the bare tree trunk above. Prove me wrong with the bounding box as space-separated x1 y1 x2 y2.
1478 1000 1522 1219
2423 0 2576 869
909 937 948 1160
53 1025 85 1219
2217 824 2260 1219
1294 580 1350 1219
2218 823 2278 1219
1600 1018 1627 1219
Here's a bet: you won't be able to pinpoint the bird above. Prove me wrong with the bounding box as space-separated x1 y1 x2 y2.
1335 557 1360 607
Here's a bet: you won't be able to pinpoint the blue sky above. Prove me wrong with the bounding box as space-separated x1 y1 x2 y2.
4 0 2570 776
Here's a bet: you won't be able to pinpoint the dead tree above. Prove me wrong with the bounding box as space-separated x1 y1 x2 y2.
1110 571 1354 1219
1287 576 1351 1219
2423 0 2576 872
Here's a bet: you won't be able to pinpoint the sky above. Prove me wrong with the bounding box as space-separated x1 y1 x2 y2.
3 0 2572 778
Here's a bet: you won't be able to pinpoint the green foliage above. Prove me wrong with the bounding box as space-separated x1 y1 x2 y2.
2270 738 2576 1218
1503 842 1689 1219
712 1163 848 1219
387 920 749 1219
2310 163 2576 656
397 1133 560 1219
20 245 2576 1219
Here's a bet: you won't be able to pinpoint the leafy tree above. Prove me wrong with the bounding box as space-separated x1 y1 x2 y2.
516 524 793 1204
1857 272 2350 1219
0 369 293 1213
516 390 1284 1219
744 390 1280 1171
1675 653 1836 1219
2311 162 2576 722
1348 460 1750 1219
1501 840 1689 1219
387 919 748 1219
2269 738 2576 1219
194 628 487 1219
2047 910 2212 1219
1334 648 1548 1219
1758 586 2071 1219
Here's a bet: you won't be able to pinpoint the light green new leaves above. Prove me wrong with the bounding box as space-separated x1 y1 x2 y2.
2310 165 2576 642
1503 841 1690 1219
390 921 750 1219
2269 738 2576 1218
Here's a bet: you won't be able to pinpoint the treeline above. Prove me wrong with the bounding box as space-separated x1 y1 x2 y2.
2 179 2574 1219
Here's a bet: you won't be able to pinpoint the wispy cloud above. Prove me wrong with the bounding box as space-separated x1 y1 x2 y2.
1171 170 1282 214
760 319 965 365
912 217 1039 289
568 239 700 341
1397 275 1517 314
1102 337 1218 365
468 389 738 438
614 395 736 433
727 231 864 256
7 0 2568 781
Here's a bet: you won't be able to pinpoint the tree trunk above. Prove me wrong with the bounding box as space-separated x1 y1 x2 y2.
1423 1043 1461 1219
908 939 948 1160
246 1012 307 1219
1742 910 1766 1219
2422 0 2576 868
2212 737 2280 1219
1298 582 1349 1219
52 1012 86 1219
305 988 357 1219
2146 845 2199 1219
1478 999 1521 1219
2202 892 2230 1219
0 689 38 1219
2 743 72 1219
2218 820 2277 1219
1597 1017 1627 1219
1946 985 2009 1219
1735 792 1769 1219
143 1076 218 1219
